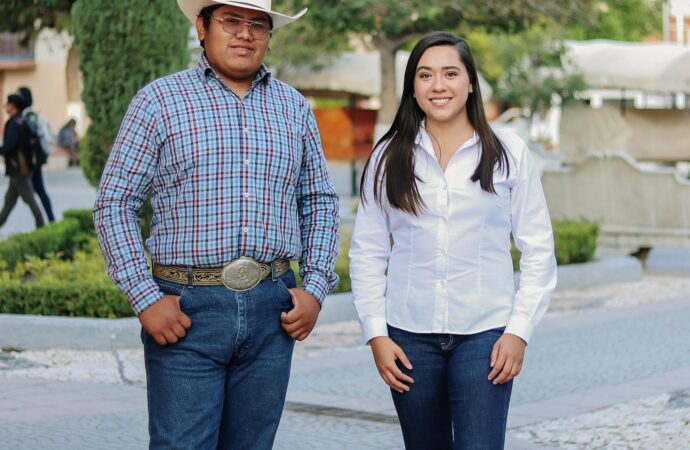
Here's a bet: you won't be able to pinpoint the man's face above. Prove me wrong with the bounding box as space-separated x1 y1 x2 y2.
5 103 16 116
196 5 271 86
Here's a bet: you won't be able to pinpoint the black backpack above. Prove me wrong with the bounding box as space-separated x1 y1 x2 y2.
19 114 47 167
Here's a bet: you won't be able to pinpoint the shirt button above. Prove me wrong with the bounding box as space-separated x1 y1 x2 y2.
244 192 249 198
244 159 250 165
243 127 249 133
243 227 248 233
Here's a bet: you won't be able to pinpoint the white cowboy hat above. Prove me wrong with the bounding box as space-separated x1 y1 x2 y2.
177 0 307 29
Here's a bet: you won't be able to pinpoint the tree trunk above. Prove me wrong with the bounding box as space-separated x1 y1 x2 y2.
373 36 398 141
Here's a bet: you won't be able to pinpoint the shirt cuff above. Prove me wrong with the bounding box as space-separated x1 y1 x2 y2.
505 314 535 345
125 278 164 315
360 316 389 344
301 272 329 306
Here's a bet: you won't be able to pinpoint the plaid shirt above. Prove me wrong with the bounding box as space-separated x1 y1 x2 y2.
94 54 339 314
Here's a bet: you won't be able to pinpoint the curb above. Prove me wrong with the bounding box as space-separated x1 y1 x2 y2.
0 257 642 351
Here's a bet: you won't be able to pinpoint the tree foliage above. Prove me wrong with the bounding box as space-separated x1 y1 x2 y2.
0 0 75 42
472 0 663 112
71 0 190 186
567 0 663 42
269 1 590 125
497 39 587 114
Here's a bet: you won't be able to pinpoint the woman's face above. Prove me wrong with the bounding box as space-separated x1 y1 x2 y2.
413 45 473 127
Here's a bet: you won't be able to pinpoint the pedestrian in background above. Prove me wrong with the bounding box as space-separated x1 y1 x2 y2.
349 31 557 449
57 118 79 167
18 86 56 222
0 93 45 229
94 0 339 448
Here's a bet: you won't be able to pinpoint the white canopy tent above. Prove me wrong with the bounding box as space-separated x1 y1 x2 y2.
559 39 690 163
565 39 690 93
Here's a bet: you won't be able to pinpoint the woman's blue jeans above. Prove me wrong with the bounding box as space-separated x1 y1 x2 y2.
143 270 297 450
388 325 512 450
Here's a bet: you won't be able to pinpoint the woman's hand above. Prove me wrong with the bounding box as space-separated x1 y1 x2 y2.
488 333 526 385
369 336 414 393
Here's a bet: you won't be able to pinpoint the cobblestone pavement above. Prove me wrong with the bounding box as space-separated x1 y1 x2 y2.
512 390 690 449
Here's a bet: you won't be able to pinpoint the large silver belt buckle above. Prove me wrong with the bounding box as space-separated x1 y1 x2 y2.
221 257 262 291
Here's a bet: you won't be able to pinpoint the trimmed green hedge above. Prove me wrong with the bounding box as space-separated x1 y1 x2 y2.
0 220 85 269
512 218 599 269
63 208 95 236
0 209 96 270
0 238 132 318
553 219 599 264
0 282 132 318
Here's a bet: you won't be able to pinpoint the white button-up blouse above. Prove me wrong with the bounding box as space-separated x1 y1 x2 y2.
349 127 557 344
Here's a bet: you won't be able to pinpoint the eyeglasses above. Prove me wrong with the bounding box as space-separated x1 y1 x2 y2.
207 15 272 40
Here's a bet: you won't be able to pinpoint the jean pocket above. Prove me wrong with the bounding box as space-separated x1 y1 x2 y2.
153 277 189 310
275 277 292 299
154 277 185 296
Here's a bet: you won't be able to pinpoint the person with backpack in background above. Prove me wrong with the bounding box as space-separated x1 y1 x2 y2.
18 86 55 222
58 118 79 167
0 92 45 229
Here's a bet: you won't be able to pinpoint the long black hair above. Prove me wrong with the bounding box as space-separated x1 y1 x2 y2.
361 31 510 215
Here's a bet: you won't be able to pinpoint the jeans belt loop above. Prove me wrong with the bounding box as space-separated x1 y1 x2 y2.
271 261 279 281
186 265 194 288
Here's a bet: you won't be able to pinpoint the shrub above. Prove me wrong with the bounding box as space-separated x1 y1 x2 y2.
511 218 599 269
0 239 132 318
0 219 88 269
0 282 132 318
552 219 599 264
62 208 96 235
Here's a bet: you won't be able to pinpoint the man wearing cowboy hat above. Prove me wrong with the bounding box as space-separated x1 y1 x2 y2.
94 1 339 448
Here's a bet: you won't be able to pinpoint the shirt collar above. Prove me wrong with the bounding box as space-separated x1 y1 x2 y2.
416 119 480 158
196 52 272 86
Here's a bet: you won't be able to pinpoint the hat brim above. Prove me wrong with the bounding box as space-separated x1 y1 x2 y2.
177 0 306 29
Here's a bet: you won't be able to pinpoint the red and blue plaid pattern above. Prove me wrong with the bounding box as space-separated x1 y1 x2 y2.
94 55 339 314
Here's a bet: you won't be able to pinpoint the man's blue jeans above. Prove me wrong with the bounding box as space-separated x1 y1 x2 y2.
388 325 513 450
143 270 297 450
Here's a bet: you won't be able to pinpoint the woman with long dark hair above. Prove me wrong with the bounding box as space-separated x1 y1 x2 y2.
349 31 557 449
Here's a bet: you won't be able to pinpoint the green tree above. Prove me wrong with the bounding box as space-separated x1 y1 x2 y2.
268 0 588 131
0 0 75 42
497 38 587 115
567 0 663 42
71 0 190 187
